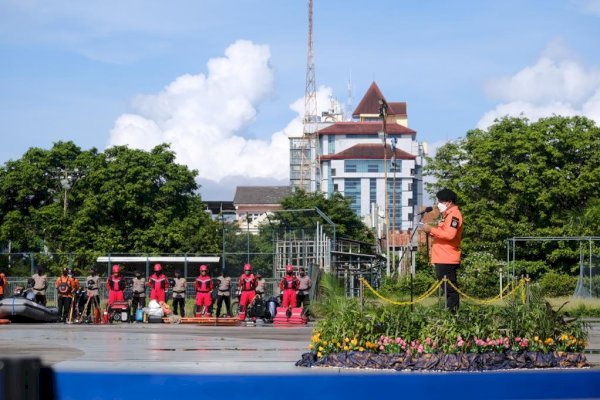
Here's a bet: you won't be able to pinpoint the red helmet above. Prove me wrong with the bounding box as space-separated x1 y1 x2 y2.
153 264 162 272
286 265 294 273
200 265 208 272
243 263 252 272
112 264 120 274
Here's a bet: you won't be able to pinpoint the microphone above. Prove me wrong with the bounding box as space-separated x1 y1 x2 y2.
418 206 433 216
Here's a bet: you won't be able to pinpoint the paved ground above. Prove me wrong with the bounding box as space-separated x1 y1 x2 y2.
1 321 599 374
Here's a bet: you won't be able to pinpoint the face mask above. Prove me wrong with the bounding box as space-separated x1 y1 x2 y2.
437 202 448 213
300 272 305 277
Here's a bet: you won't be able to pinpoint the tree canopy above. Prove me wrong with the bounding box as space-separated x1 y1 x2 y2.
425 116 600 270
0 142 219 260
275 189 375 245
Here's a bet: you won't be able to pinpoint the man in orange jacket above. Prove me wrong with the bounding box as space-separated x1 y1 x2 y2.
420 188 463 310
0 268 7 301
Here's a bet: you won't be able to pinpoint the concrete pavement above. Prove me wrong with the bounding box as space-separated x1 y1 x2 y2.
1 321 598 373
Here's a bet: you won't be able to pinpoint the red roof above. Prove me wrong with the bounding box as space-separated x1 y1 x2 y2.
318 122 415 135
352 82 407 117
320 144 416 160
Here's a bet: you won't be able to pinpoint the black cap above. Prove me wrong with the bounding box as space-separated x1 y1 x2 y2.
436 188 457 203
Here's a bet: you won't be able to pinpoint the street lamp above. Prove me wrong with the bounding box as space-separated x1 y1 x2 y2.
379 98 390 276
57 167 84 217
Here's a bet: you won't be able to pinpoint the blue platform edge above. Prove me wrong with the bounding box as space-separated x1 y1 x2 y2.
55 370 600 400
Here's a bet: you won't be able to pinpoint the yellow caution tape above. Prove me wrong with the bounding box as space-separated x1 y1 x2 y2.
359 277 526 306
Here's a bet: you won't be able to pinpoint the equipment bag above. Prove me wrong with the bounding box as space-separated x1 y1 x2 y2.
58 280 70 295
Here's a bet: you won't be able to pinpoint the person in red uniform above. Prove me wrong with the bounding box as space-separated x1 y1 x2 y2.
420 188 463 310
106 264 125 306
237 264 256 315
149 264 169 303
279 265 300 309
194 265 213 317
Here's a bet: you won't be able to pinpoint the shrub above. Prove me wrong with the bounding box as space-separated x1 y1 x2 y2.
513 260 550 280
539 272 577 297
459 252 502 298
376 273 436 299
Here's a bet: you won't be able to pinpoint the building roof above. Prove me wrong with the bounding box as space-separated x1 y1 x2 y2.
233 186 293 205
320 144 416 161
317 121 415 136
352 81 407 117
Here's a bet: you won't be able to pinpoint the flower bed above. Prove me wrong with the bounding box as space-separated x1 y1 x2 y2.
298 275 589 371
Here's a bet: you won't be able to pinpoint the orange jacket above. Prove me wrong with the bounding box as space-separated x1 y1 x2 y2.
55 276 76 297
430 205 463 265
0 273 7 295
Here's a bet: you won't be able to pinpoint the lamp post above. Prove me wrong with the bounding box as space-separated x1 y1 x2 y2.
379 98 390 276
57 167 83 217
246 214 252 264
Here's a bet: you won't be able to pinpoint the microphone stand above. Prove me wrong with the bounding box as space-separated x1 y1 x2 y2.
396 211 429 311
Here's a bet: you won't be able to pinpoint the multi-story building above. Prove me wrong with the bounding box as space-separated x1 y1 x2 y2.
317 82 425 232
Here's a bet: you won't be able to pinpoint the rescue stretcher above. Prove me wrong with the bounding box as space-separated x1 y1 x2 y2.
162 316 238 326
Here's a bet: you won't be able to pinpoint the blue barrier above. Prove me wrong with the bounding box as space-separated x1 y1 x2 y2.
55 370 600 400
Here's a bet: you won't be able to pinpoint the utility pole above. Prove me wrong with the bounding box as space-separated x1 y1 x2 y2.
379 98 390 276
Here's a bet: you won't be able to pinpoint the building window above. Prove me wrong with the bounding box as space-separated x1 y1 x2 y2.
328 135 335 154
334 184 339 192
344 161 357 173
331 168 336 176
408 182 413 191
408 198 413 206
410 168 415 175
368 164 379 173
387 178 403 229
369 178 376 206
344 178 361 216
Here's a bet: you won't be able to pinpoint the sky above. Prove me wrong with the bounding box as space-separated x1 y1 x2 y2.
1 0 600 200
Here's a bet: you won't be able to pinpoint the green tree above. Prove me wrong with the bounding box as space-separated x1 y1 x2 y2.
0 142 219 274
425 116 600 271
276 189 375 244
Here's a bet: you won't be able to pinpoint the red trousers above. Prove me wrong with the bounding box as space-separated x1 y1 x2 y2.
282 289 297 308
151 289 166 303
195 292 212 307
239 290 255 311
108 290 124 306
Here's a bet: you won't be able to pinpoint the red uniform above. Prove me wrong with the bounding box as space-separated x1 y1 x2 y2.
195 275 214 313
238 274 256 312
279 275 299 308
149 273 169 302
106 275 125 305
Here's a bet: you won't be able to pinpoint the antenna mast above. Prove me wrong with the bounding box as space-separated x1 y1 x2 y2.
300 0 319 192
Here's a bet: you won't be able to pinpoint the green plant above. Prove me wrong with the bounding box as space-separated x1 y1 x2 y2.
459 252 502 298
539 272 577 297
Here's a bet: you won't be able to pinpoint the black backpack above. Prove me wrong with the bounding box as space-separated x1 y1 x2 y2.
248 298 266 318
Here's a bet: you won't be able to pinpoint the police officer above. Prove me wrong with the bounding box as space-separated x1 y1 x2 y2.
255 273 266 300
31 266 48 306
420 188 464 310
296 267 312 314
131 270 146 312
172 270 187 317
215 270 233 317
84 267 100 320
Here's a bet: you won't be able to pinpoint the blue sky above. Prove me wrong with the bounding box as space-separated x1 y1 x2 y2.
1 0 600 199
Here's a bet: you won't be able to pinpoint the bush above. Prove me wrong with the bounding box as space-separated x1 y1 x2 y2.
539 272 577 297
376 273 436 299
513 260 550 280
459 252 502 298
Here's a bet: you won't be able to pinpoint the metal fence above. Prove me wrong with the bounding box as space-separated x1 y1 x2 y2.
3 277 282 307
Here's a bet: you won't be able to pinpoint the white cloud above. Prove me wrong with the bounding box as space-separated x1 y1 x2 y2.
478 41 600 129
109 40 339 198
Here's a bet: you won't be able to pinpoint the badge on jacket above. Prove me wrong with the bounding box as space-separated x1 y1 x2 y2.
451 216 460 228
